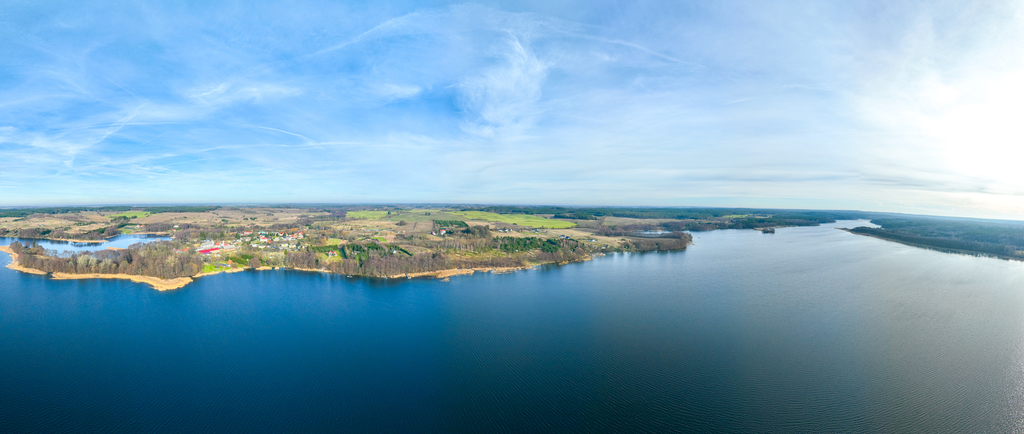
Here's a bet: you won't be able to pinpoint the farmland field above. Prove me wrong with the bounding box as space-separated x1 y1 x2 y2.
447 211 575 228
109 211 151 219
346 210 392 220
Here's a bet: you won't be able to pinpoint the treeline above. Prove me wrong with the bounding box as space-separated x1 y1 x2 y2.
496 236 563 253
0 205 218 218
4 226 120 240
0 206 131 218
850 227 1014 256
281 251 453 277
462 206 866 221
1 222 191 242
624 237 692 252
598 216 836 236
9 241 204 279
868 217 1024 249
851 216 1024 257
433 220 469 228
553 213 598 220
142 206 221 213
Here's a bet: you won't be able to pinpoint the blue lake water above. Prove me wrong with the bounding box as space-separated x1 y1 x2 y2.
1 234 170 253
3 221 1024 432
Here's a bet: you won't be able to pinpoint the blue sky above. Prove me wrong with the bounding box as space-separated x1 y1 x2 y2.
2 1 1023 218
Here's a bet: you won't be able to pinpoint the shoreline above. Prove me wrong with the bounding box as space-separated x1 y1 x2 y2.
2 245 192 290
383 265 532 280
0 246 654 291
193 267 246 278
50 273 193 291
839 228 1024 262
1 246 48 275
1 236 109 244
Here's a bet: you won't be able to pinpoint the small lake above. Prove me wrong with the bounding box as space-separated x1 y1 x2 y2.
0 234 170 253
3 220 1024 432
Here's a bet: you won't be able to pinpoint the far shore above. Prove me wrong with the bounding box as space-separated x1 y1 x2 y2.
839 228 1024 262
1 236 109 243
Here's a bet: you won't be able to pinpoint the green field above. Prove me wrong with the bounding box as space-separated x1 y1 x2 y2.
325 238 343 245
348 209 456 223
109 211 151 219
201 263 234 273
447 211 575 229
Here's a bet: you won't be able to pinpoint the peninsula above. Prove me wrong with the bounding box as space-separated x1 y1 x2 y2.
1 205 704 289
1 204 935 290
8 204 1024 289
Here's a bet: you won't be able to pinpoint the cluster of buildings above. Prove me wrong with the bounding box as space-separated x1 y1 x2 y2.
494 227 543 233
197 240 238 255
242 230 306 250
191 230 311 255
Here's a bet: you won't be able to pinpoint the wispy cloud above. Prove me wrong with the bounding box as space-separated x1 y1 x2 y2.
0 1 1022 217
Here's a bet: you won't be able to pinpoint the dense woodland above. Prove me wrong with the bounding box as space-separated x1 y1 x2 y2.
9 241 205 279
463 206 867 222
852 217 1024 258
0 205 219 218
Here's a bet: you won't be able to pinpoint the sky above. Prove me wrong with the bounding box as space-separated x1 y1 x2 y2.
1 1 1023 219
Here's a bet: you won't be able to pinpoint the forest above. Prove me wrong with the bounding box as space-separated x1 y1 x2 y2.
851 217 1024 258
9 241 205 279
462 206 867 222
0 205 219 218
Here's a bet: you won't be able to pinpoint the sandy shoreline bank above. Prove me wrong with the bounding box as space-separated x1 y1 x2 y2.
193 267 246 278
2 245 193 290
1 245 48 275
50 273 193 291
384 265 534 280
1 236 109 244
0 249 598 290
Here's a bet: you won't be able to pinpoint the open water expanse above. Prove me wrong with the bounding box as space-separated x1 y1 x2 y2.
4 221 1024 432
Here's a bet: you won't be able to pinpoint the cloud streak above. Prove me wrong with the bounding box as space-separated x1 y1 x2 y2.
0 1 1022 218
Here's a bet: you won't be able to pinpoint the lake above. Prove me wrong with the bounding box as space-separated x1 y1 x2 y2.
0 234 170 253
3 221 1024 432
